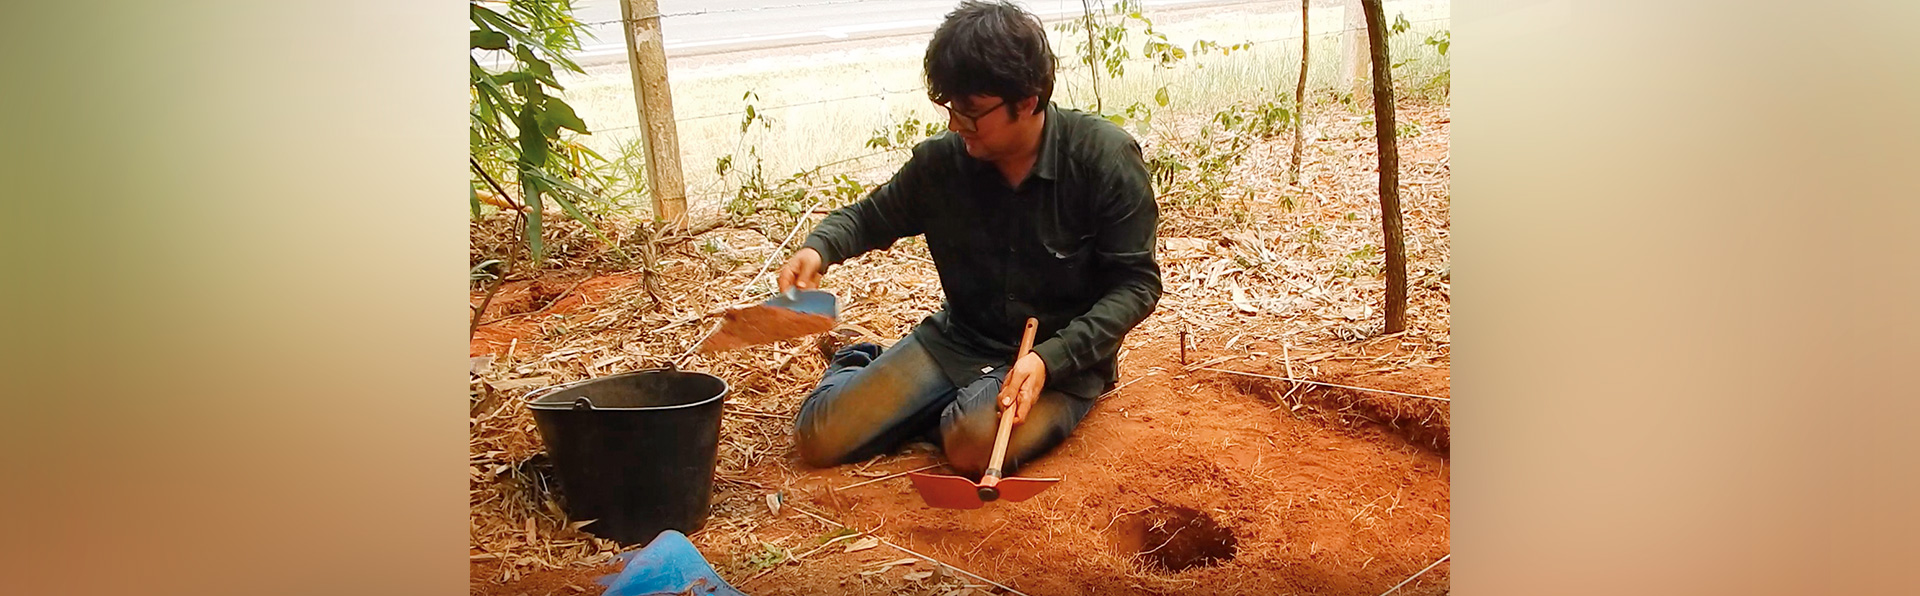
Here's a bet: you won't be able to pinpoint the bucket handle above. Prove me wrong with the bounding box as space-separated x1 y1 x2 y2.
536 364 686 411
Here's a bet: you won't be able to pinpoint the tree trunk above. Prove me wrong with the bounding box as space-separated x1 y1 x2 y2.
1289 0 1309 184
621 0 689 230
1360 0 1407 334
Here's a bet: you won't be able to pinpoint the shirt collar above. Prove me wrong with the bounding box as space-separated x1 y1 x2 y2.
1029 102 1062 181
957 102 1062 182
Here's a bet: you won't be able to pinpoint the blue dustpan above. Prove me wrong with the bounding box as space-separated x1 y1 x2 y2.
699 289 839 353
765 288 838 319
598 530 749 596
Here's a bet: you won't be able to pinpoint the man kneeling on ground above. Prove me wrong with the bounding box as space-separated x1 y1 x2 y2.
777 0 1162 477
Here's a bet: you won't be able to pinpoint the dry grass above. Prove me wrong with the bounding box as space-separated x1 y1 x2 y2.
467 95 1450 586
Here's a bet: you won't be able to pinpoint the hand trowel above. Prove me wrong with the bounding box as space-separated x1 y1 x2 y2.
698 288 839 353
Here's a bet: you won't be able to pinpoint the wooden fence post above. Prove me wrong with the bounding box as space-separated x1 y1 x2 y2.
620 0 688 229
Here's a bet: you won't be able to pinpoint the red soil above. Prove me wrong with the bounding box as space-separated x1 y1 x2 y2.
688 337 1451 596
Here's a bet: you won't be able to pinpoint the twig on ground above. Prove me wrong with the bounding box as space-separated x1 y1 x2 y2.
963 520 1009 558
716 475 770 490
1136 526 1187 556
783 504 1035 596
728 408 793 420
1199 368 1449 402
1281 338 1301 402
1096 375 1150 401
835 463 941 491
1099 506 1155 534
1181 354 1243 373
1376 553 1450 596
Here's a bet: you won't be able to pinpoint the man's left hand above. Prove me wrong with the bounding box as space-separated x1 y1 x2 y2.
997 352 1048 425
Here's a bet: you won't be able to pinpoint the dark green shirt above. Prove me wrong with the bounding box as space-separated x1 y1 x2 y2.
801 103 1162 398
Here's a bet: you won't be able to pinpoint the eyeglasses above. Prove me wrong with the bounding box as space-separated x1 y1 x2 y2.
937 98 1007 133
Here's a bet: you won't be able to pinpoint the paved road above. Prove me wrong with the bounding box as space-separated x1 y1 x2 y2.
569 0 1275 62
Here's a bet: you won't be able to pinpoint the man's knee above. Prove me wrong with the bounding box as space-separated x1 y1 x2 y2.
794 426 850 468
794 387 860 468
939 408 997 477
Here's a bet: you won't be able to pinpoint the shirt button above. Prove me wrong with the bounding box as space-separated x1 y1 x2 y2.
1006 293 1017 301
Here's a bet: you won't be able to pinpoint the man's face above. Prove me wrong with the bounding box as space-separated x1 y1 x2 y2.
941 94 1032 161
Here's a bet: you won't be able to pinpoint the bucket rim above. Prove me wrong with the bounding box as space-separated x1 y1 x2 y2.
523 368 729 412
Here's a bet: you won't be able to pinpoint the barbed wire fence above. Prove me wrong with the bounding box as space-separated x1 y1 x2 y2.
484 3 1449 219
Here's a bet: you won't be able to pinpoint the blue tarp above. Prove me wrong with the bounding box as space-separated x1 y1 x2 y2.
597 530 750 596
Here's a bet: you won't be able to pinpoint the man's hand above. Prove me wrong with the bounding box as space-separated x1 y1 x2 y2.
997 352 1048 425
776 247 824 294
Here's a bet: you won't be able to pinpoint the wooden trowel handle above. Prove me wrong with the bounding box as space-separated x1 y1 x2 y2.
980 318 1039 499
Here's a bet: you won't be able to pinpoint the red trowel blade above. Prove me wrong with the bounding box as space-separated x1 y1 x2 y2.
907 472 987 510
987 476 1060 503
907 472 1062 509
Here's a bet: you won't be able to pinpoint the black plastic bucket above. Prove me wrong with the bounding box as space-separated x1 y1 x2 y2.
526 368 728 545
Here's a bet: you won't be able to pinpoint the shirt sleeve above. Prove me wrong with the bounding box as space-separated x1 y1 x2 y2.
1030 134 1162 382
799 141 937 266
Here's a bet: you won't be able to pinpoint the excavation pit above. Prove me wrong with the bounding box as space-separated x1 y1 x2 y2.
1109 505 1239 573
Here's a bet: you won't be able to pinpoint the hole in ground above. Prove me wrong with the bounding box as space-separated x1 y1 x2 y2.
1108 505 1238 572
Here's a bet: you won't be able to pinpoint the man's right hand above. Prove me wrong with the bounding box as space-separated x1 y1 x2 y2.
776 247 825 294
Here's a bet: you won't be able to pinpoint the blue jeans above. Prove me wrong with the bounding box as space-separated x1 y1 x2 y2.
793 333 1098 477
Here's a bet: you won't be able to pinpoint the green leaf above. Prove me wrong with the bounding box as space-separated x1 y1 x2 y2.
517 107 548 165
570 142 607 163
471 187 483 220
542 97 589 134
510 77 539 103
493 70 532 85
1154 87 1169 107
525 169 631 262
535 109 562 139
520 175 545 265
470 30 509 50
1105 114 1126 126
515 45 557 86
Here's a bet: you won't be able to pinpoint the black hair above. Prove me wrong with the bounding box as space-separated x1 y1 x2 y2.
924 0 1055 116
